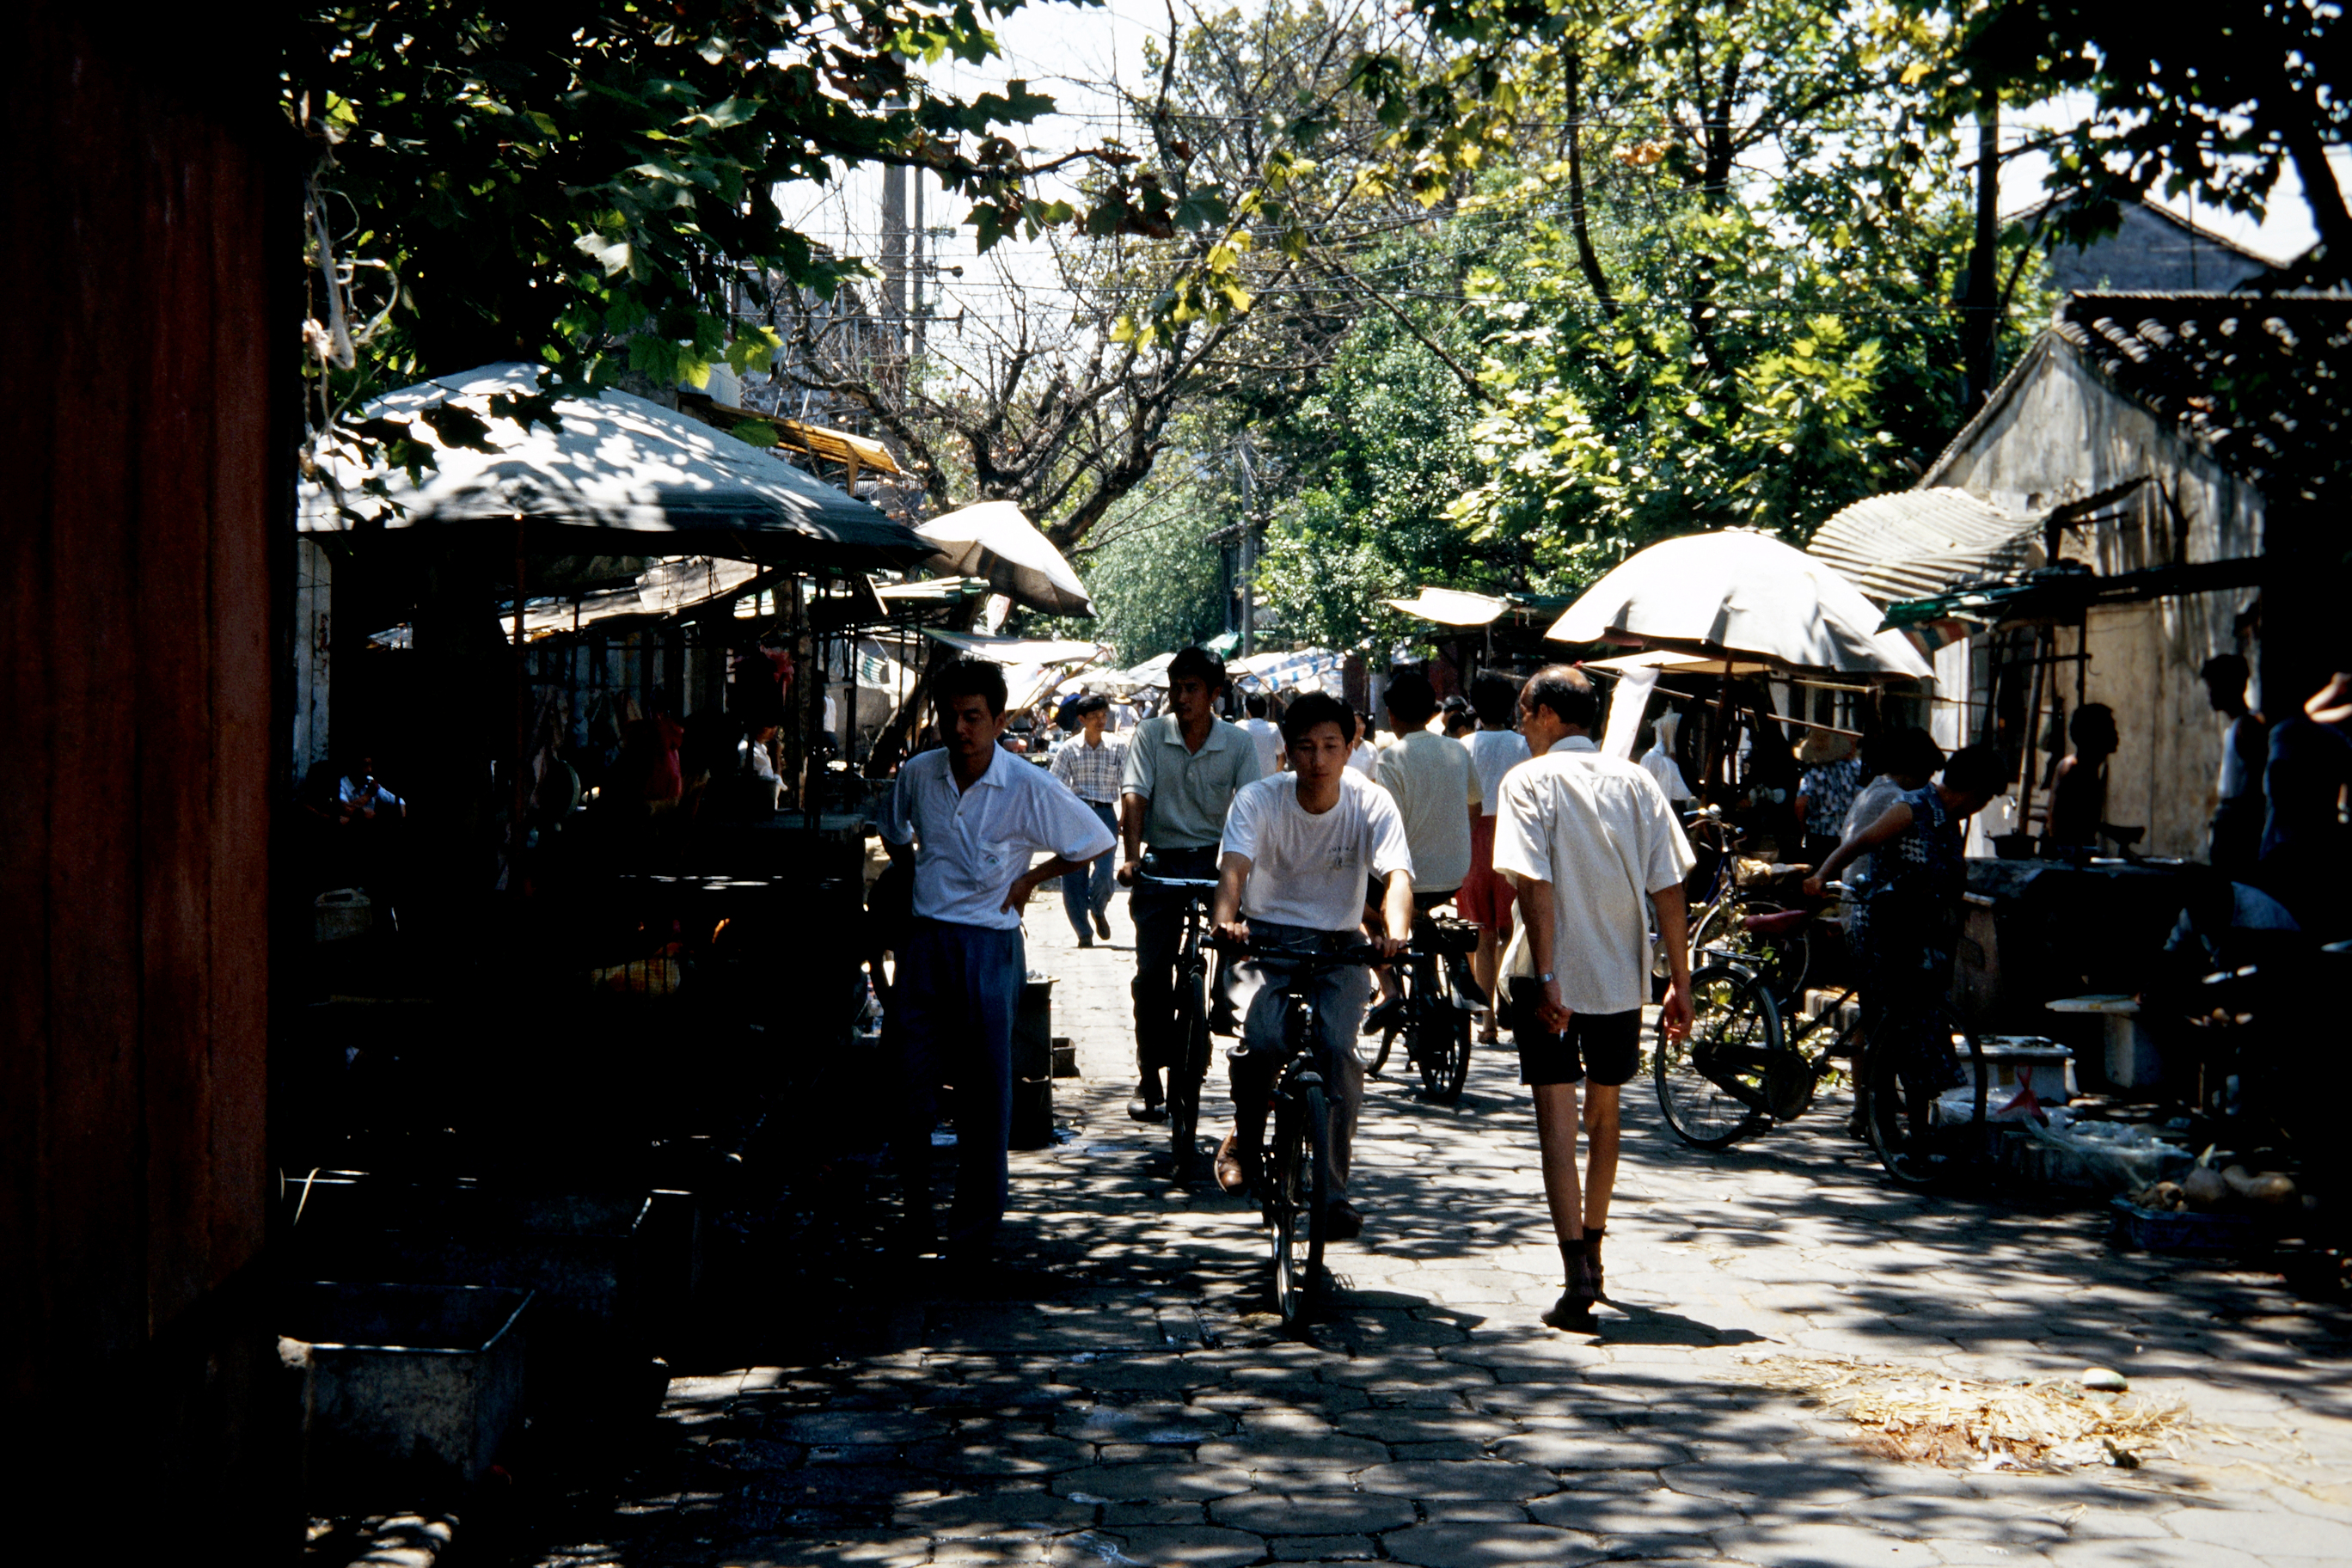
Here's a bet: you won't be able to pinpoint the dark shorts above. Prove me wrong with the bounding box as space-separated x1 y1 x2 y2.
1508 977 1641 1087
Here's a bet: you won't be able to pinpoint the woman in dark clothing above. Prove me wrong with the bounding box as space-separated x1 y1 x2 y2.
1806 744 2009 1139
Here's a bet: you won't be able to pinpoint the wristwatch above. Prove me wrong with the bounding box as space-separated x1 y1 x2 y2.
1538 972 1556 984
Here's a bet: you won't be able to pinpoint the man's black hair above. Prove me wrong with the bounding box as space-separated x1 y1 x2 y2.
1168 646 1227 689
2200 652 2249 687
1071 692 1110 716
2069 702 2117 750
934 657 1009 717
1470 671 1519 726
1281 690 1354 745
1942 743 2011 798
1383 667 1439 727
1245 691 1270 717
1884 725 1944 780
1521 665 1601 731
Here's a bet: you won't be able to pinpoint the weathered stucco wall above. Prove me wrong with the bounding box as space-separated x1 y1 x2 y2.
1924 338 2265 858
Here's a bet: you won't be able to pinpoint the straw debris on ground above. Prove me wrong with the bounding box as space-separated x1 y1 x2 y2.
1737 1355 2197 1472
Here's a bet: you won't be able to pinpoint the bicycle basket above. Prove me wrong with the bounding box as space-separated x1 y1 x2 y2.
1426 917 1481 953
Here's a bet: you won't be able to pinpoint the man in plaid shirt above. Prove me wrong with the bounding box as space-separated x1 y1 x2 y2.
1050 694 1127 946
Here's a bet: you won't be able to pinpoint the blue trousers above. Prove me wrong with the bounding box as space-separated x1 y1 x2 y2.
893 917 1025 1254
1061 800 1118 938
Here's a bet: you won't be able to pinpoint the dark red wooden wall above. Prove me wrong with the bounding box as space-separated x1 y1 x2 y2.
2 4 282 1445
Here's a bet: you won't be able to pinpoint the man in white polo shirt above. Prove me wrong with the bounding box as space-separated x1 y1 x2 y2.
881 658 1117 1266
1208 691 1415 1240
1493 665 1694 1332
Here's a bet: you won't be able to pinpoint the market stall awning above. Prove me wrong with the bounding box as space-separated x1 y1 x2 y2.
915 501 1096 618
922 629 1111 666
1547 529 1932 681
1234 647 1344 695
677 392 901 477
1384 586 1510 627
1807 488 2045 606
1882 556 2269 632
298 363 932 569
1582 649 1779 677
511 556 769 640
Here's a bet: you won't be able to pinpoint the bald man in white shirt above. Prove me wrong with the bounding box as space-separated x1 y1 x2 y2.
1494 665 1694 1332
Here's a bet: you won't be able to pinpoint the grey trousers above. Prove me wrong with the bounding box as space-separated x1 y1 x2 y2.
1214 922 1369 1198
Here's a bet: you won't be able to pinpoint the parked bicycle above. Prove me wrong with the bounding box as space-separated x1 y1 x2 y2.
1134 866 1221 1181
1655 805 1820 1002
1210 933 1385 1327
1654 885 1990 1187
1357 914 1486 1104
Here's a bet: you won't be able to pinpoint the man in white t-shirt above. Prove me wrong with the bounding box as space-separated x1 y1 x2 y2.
1458 673 1532 1042
1238 691 1285 775
1208 691 1415 1240
1494 665 1694 1332
1364 667 1480 1032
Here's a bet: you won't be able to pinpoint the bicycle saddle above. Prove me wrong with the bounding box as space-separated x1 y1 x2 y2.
1743 909 1812 937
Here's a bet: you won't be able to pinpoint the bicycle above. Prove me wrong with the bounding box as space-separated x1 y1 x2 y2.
1210 933 1386 1328
1134 866 1221 1181
1653 885 1989 1188
1356 914 1486 1105
1656 805 1820 1002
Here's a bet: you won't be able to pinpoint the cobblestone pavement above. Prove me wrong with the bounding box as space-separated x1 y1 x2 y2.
515 887 2352 1568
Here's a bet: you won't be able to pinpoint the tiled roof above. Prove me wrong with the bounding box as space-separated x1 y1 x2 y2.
1807 487 2044 606
2051 292 2352 508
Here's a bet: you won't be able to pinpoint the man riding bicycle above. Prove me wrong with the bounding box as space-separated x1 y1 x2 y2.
1208 691 1415 1240
1118 646 1265 1123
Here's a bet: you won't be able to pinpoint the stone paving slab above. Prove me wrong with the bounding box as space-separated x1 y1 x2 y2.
493 885 2352 1568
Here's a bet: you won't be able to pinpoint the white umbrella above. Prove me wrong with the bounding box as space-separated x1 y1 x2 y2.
1546 530 1932 681
1114 651 1179 690
915 500 1097 618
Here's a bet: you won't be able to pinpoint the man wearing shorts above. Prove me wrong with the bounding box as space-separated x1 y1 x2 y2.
1493 666 1694 1332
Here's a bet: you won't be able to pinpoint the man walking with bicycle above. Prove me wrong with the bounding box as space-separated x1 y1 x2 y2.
1118 646 1265 1122
1495 666 1694 1332
880 658 1118 1268
1208 692 1415 1240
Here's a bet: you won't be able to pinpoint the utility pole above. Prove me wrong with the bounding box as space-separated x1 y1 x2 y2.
879 162 907 382
910 166 926 361
1960 91 2000 413
1236 437 1257 658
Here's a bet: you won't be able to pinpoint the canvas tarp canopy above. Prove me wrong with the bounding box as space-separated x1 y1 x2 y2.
298 363 932 570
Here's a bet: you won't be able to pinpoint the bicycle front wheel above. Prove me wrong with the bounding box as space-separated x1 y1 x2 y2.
1654 962 1779 1149
1167 960 1210 1179
1355 1008 1393 1075
1271 1083 1330 1327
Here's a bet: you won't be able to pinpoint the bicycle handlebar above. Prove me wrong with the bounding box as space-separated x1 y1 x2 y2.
1134 872 1221 893
1206 934 1387 969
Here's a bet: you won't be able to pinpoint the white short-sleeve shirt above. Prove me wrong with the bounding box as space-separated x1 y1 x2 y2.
1461 728 1530 819
1239 716 1284 777
1220 770 1415 934
1375 728 1481 893
881 746 1118 928
1493 736 1695 1014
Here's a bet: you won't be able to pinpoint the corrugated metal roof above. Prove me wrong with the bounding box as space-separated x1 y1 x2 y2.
1807 487 2044 606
